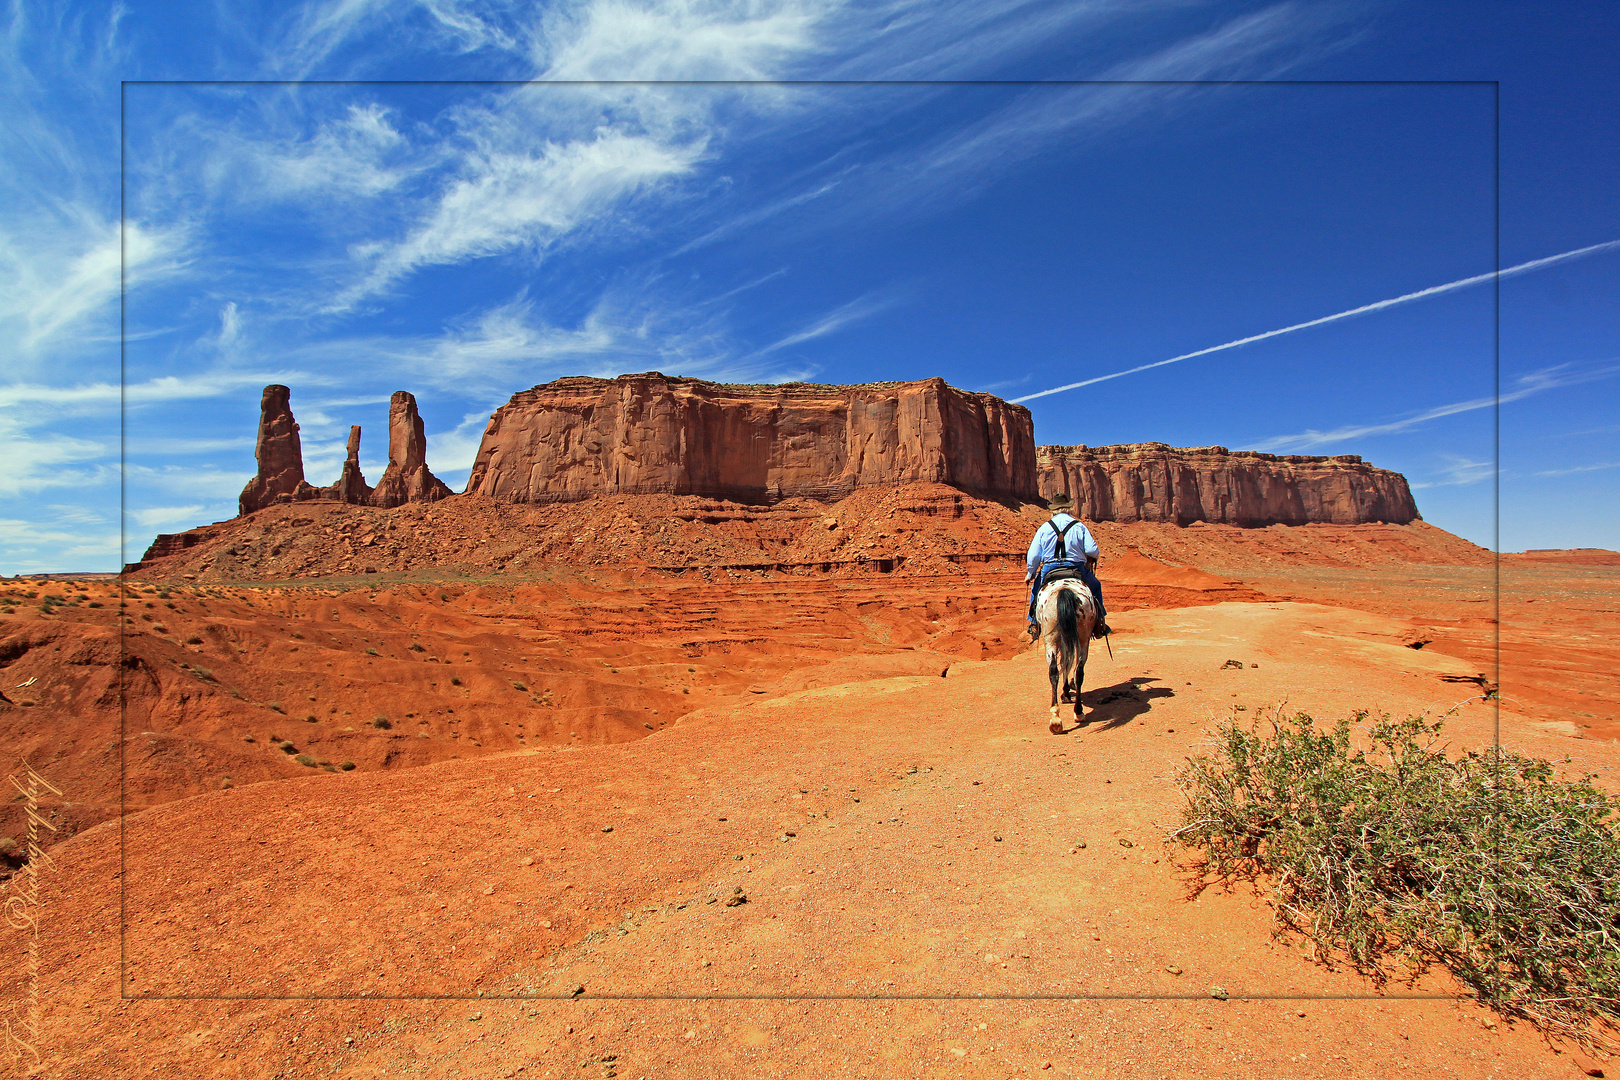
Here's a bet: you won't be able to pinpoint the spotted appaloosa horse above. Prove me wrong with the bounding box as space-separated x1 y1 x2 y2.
1035 579 1098 734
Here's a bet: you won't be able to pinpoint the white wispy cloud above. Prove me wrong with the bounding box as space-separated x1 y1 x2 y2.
748 289 903 357
0 216 190 360
1252 363 1620 453
207 102 419 204
0 517 122 572
424 409 500 483
535 0 825 81
280 0 524 77
1409 455 1497 489
332 128 708 309
0 417 116 498
126 436 256 456
1015 238 1620 404
128 504 209 529
1535 460 1620 478
123 464 256 501
0 370 331 412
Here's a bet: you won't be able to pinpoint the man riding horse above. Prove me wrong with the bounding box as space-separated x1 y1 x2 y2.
1024 493 1111 643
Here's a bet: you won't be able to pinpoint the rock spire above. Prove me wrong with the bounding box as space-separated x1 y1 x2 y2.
370 391 453 508
238 385 309 515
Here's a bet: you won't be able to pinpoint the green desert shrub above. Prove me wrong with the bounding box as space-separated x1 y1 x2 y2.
279 743 298 754
371 716 392 730
185 635 203 645
294 754 317 767
1174 709 1620 1052
364 647 378 656
340 761 356 771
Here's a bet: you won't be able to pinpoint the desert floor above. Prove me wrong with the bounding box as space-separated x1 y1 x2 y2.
2 542 1618 1079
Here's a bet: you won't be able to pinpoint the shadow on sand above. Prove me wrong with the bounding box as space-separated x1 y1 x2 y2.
1058 676 1174 732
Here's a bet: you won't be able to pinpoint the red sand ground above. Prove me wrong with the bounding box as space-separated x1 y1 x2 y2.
2 501 1618 1078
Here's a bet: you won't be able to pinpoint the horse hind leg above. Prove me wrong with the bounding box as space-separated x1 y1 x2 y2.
1048 652 1064 735
1073 656 1087 723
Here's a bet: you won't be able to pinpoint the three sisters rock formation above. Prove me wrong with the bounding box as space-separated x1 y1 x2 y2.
238 388 450 515
233 372 1419 527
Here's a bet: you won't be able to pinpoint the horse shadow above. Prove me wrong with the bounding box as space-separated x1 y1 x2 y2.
1073 677 1173 730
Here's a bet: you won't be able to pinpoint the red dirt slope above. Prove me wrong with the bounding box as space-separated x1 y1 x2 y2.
10 598 1612 1079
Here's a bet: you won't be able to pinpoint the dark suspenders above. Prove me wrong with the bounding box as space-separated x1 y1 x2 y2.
1049 518 1080 561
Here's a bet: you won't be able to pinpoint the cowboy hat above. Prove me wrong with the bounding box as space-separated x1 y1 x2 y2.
1046 493 1074 513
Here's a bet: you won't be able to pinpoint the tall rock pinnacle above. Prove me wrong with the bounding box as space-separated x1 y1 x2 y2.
238 385 308 515
332 425 373 504
370 391 453 508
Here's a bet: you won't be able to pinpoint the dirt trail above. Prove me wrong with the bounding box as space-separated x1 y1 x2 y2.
11 598 1615 1079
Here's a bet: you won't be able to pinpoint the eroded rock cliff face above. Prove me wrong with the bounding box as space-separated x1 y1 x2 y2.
1037 443 1420 526
464 373 1039 505
238 385 309 515
371 392 452 508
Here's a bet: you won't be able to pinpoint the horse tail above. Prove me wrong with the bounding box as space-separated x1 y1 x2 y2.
1055 585 1080 675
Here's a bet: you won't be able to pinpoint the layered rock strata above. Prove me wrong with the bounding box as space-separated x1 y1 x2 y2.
237 387 445 515
237 385 309 515
1037 443 1420 526
370 392 453 508
326 426 373 505
464 373 1038 505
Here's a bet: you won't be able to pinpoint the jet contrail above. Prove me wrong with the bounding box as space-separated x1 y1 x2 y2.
1010 238 1620 404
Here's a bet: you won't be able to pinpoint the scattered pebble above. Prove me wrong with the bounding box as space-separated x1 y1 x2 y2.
1166 964 1182 975
601 825 613 833
993 833 1002 842
468 1012 482 1022
1210 986 1229 1000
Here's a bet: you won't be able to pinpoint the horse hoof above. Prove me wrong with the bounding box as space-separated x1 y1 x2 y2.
1049 721 1064 735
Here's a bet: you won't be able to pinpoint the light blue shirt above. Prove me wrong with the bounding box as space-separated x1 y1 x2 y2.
1025 513 1100 579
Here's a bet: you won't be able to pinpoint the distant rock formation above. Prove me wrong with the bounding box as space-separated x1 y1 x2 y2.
322 426 372 505
370 392 453 509
238 385 310 515
464 373 1038 505
1036 443 1420 526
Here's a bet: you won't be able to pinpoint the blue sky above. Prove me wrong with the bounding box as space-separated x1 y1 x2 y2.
2 1 1617 573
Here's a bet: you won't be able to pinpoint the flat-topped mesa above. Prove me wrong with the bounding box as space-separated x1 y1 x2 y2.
238 385 311 515
464 372 1039 505
370 391 453 509
1037 442 1421 526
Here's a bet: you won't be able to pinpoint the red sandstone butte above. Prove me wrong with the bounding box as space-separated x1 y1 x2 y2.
1037 442 1420 526
370 392 452 509
463 372 1039 505
237 384 309 515
319 425 373 505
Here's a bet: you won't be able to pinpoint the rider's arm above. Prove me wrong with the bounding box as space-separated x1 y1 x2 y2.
1025 525 1049 581
1079 524 1101 564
